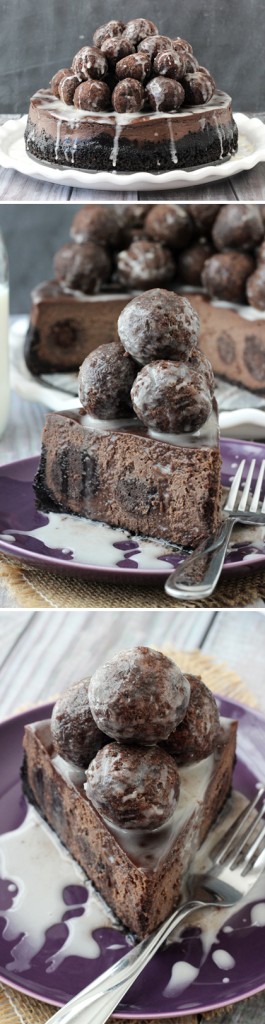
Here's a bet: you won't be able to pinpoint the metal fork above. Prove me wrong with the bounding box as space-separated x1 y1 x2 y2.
165 458 265 600
46 785 265 1024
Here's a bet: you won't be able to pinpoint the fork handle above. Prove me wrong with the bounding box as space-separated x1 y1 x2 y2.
164 518 234 600
46 900 201 1024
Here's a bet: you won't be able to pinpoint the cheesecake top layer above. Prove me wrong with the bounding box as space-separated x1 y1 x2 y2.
52 399 220 451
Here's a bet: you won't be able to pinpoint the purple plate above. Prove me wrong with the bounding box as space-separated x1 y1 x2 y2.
0 438 265 583
0 697 265 1017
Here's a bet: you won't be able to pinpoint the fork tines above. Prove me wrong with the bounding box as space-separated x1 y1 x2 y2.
212 784 265 873
225 459 265 514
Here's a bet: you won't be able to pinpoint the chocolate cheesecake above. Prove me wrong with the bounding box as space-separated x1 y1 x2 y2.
34 288 222 548
34 403 221 547
25 88 237 173
21 649 237 938
25 19 238 173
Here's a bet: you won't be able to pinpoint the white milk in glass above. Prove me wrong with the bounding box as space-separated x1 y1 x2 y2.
0 232 9 437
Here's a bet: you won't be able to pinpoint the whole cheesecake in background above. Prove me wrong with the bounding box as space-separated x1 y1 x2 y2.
25 18 238 172
34 287 222 549
21 646 237 937
25 203 265 393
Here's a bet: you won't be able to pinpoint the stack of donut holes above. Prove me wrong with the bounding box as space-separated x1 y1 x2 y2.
50 18 216 114
51 647 221 831
78 286 215 434
54 202 265 312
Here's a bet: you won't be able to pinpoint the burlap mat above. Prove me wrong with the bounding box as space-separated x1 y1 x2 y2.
0 649 264 1023
1 553 265 608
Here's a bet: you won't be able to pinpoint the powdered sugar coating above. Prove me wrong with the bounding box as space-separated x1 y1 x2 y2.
145 76 185 112
93 21 125 48
212 203 264 252
53 241 111 293
70 205 122 247
138 34 173 59
153 49 186 80
164 674 220 765
131 360 212 433
117 240 176 289
51 678 106 768
78 342 137 417
183 72 215 105
112 78 144 113
145 204 194 249
72 46 108 80
118 288 200 365
116 51 151 82
85 742 180 829
89 646 191 743
122 18 158 46
50 68 75 98
73 80 110 112
58 72 81 105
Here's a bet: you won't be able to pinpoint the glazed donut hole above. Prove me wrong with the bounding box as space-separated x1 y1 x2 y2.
117 240 177 289
74 80 110 111
145 204 194 250
78 342 137 418
71 46 108 80
172 37 193 53
51 678 106 769
164 674 220 765
182 71 215 105
201 251 255 303
112 78 144 113
70 205 122 248
101 36 133 66
188 348 215 397
122 18 159 46
118 288 200 365
92 21 126 48
53 241 111 294
116 52 151 83
246 265 265 311
131 360 212 434
181 53 199 74
212 204 264 251
178 239 214 285
145 77 185 113
138 35 174 59
50 68 74 98
89 646 191 744
58 72 81 105
189 204 221 236
153 49 186 79
85 742 180 829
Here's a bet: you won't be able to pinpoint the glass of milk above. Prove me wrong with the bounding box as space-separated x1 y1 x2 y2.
0 231 9 438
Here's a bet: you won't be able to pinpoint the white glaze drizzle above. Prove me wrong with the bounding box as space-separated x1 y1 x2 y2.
0 514 182 569
168 119 178 164
0 805 119 974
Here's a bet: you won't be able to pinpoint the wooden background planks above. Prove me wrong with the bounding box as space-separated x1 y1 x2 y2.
0 608 264 718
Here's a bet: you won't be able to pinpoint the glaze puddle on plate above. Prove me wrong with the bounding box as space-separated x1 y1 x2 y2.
0 438 265 583
0 697 265 1016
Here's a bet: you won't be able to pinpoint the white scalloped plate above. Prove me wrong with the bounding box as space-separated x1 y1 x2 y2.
9 317 265 438
0 113 265 190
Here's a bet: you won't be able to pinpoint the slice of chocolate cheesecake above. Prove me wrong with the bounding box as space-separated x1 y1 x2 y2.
22 716 236 938
34 403 221 547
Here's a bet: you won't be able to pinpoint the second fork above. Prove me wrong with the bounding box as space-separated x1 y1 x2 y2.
165 457 265 600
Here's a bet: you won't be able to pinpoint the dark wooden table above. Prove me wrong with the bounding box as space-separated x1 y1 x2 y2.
0 113 264 202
